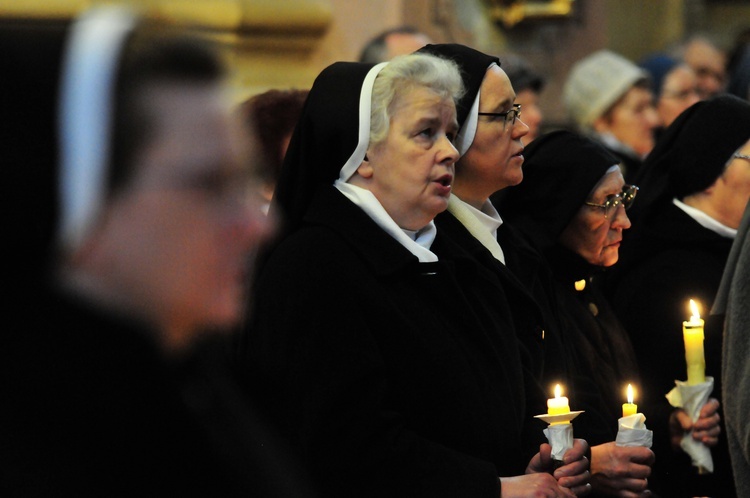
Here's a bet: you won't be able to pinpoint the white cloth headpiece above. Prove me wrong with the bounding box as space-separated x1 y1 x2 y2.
58 6 138 251
455 62 499 156
338 62 388 182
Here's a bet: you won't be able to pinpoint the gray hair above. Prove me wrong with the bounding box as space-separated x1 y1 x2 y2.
369 53 464 146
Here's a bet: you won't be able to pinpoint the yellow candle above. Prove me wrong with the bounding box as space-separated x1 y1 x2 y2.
683 299 706 385
622 383 638 417
547 384 570 415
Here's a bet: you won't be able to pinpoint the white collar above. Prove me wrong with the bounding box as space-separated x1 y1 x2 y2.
447 195 505 264
334 180 438 262
673 198 737 239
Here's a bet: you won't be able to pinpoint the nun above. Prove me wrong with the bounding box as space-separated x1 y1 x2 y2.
605 94 750 497
0 8 310 496
240 53 588 497
417 43 652 498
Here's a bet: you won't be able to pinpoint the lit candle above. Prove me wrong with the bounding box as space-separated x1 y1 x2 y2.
683 299 706 385
547 384 570 416
622 383 638 417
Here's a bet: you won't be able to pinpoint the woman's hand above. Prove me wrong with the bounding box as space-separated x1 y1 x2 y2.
524 440 591 496
500 473 576 498
669 398 721 449
555 439 591 495
589 442 653 497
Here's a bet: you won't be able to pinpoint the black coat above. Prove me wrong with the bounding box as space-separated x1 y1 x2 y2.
241 186 530 498
460 193 636 447
606 201 735 497
1 288 311 497
545 246 640 446
434 211 568 415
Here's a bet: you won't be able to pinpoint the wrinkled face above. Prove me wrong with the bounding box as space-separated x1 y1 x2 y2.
101 83 274 344
596 86 659 157
455 65 529 205
514 88 543 143
658 66 700 127
359 85 459 230
559 168 631 267
712 138 750 229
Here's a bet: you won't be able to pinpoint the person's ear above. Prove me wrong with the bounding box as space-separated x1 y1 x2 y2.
357 151 374 178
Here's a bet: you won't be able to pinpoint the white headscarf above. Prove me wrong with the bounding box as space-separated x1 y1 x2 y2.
334 61 439 262
58 6 137 252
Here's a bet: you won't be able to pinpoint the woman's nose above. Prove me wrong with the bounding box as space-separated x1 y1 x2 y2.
439 134 460 164
611 203 632 230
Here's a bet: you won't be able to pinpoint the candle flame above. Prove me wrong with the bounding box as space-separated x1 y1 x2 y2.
627 383 634 404
689 299 701 320
554 384 562 398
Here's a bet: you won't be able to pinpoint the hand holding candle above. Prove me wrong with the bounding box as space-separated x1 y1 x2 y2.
622 384 638 418
666 298 714 472
537 384 582 462
683 299 706 385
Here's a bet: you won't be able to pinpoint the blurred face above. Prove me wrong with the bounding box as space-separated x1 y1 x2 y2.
357 85 459 230
385 32 432 60
95 83 274 348
455 65 529 208
658 66 700 127
514 88 543 143
684 40 727 99
711 138 750 229
559 169 632 267
595 86 659 157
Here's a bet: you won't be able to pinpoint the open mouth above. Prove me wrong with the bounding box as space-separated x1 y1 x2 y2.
435 174 453 187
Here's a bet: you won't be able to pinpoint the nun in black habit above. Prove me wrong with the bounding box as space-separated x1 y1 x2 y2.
605 95 750 497
414 43 650 497
1 8 308 496
495 130 655 496
239 53 588 497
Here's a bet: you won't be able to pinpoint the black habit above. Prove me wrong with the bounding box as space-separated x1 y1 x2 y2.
238 59 533 497
605 95 750 497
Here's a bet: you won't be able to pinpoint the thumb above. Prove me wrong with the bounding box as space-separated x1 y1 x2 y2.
675 409 694 431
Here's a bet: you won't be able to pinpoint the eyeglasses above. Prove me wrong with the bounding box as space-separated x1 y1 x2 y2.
584 185 639 219
734 153 750 162
478 104 521 128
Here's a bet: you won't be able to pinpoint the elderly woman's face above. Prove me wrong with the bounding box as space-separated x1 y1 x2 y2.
357 85 459 230
559 168 631 267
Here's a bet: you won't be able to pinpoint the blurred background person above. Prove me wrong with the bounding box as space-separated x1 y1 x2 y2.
237 88 309 212
726 28 750 102
496 130 655 497
639 54 700 134
714 202 750 496
0 7 313 496
501 53 545 143
563 50 659 183
606 94 750 497
358 25 432 63
675 35 728 100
